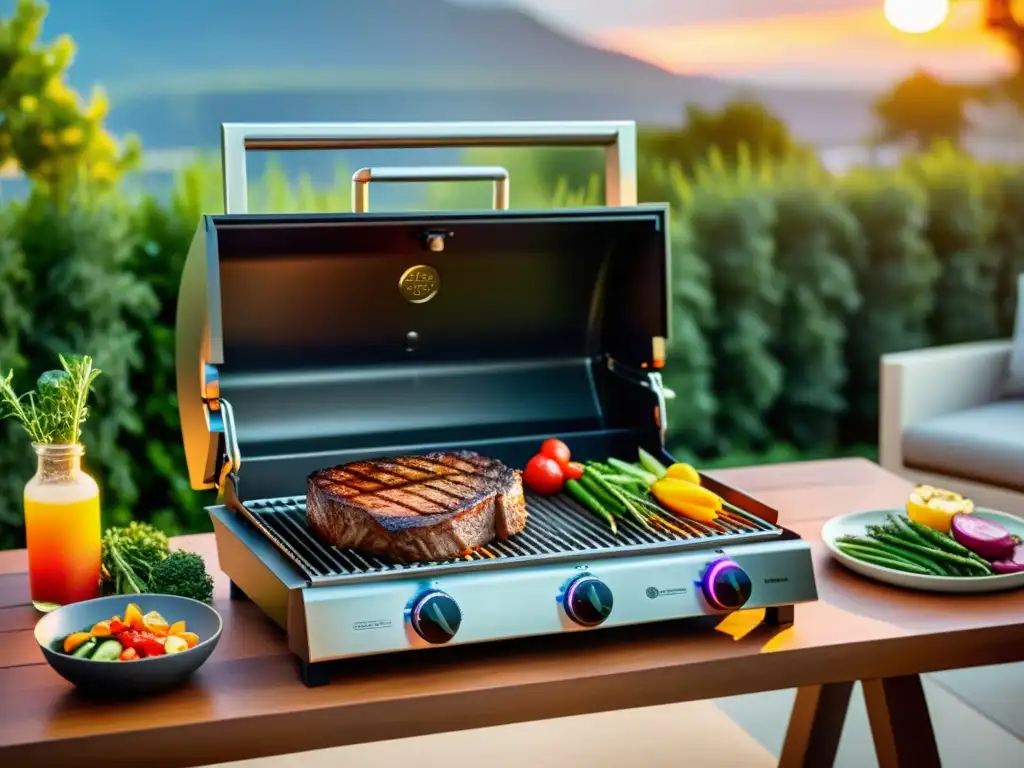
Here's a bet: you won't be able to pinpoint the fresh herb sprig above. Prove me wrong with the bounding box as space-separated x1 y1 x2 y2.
0 354 101 444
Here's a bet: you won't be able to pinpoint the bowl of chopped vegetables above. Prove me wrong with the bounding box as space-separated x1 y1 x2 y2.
34 594 222 694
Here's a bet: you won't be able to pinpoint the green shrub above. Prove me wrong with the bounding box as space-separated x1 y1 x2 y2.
904 145 999 345
839 168 939 442
0 189 157 548
986 165 1024 336
766 161 862 451
678 149 783 453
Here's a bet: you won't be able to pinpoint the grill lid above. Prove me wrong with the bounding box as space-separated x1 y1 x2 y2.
175 122 670 495
177 208 669 490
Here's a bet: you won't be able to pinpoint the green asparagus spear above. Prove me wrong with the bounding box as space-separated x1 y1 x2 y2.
564 479 617 534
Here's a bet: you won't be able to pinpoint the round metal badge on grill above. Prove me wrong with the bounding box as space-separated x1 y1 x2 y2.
398 265 440 304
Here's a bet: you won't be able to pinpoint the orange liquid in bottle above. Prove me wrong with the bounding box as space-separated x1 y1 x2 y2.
25 485 101 610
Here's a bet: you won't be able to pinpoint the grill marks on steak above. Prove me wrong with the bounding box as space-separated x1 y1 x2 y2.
306 451 528 564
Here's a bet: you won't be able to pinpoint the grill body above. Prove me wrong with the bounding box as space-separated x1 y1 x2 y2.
180 122 819 686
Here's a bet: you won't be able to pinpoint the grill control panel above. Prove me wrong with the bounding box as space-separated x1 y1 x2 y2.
288 535 819 662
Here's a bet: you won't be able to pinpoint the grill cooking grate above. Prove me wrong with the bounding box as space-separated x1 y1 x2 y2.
241 491 784 586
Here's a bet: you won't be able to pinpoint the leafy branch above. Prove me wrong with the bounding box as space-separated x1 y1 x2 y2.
0 354 101 444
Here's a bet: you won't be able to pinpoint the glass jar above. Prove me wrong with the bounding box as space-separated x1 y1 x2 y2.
24 443 101 612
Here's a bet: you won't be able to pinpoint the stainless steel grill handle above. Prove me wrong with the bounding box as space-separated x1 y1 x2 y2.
351 166 510 213
220 121 637 213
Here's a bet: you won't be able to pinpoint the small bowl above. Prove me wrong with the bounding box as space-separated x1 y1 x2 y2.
34 593 222 695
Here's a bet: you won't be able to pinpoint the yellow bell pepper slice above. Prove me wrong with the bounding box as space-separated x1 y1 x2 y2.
651 477 723 522
905 485 973 534
665 462 702 485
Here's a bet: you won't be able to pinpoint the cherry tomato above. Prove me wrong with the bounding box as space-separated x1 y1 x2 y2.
563 461 584 481
523 454 565 495
540 438 572 468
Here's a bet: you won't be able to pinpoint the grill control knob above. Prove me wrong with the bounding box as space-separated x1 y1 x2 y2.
563 576 614 627
411 591 462 644
702 559 753 611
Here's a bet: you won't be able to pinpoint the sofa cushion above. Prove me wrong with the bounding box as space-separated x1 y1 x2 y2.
903 400 1024 492
1007 272 1024 397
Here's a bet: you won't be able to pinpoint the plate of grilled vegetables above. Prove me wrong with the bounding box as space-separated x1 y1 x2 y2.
822 485 1024 594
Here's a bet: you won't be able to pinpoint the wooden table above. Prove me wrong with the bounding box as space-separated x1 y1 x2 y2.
2 459 1023 768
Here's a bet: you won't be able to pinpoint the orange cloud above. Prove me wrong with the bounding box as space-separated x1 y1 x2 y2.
593 1 1013 86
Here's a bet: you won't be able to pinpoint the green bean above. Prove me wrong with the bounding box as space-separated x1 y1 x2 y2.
902 518 990 565
586 470 654 530
837 536 947 575
564 479 617 534
837 544 933 575
868 531 991 575
607 458 657 487
578 472 625 516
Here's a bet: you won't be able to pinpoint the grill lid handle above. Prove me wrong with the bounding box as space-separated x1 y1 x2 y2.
351 166 510 213
220 121 637 213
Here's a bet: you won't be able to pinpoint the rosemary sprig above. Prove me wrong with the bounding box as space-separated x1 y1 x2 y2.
0 354 102 444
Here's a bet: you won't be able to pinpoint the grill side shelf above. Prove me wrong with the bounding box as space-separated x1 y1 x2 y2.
243 491 783 587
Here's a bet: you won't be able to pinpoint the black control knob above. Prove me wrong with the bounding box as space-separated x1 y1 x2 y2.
411 591 462 644
701 559 753 611
563 576 614 627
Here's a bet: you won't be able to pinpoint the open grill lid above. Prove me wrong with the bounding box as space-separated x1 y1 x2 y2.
175 122 671 498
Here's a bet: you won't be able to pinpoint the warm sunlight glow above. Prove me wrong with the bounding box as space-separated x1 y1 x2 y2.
884 0 950 35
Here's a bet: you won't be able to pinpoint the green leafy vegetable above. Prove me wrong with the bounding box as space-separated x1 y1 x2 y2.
101 521 171 595
0 354 102 444
149 550 215 604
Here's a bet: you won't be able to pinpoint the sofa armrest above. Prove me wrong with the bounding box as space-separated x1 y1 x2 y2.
879 340 1012 472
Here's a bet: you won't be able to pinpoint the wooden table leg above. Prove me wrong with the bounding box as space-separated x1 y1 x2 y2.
863 675 941 767
778 682 854 768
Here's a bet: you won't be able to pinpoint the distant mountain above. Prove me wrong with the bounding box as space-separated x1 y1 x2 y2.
4 0 878 153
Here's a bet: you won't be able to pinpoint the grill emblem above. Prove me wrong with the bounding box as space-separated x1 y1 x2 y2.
399 265 440 304
646 587 660 599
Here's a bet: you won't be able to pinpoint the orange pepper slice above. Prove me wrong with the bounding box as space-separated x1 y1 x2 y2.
176 632 200 648
168 620 187 636
124 603 145 631
63 631 92 653
89 620 112 637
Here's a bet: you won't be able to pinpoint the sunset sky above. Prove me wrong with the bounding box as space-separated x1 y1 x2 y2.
462 0 1015 88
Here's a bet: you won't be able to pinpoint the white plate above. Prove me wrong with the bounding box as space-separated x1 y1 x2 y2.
821 508 1024 594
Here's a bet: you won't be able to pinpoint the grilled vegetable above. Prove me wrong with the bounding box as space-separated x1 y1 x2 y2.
563 461 584 480
835 535 948 575
539 438 572 469
990 544 1024 574
665 462 701 485
898 516 991 566
865 528 991 575
836 544 933 575
906 485 973 534
564 478 617 534
650 478 722 522
523 454 565 495
636 447 668 480
607 458 658 487
950 514 1016 562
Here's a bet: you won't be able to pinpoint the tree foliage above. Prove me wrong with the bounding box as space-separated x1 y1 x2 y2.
873 70 975 150
0 0 138 199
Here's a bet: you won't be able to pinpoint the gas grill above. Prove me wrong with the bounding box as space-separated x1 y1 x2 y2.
176 121 819 687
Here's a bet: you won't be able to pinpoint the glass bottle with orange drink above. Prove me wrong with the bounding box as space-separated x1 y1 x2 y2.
0 353 103 613
24 442 102 611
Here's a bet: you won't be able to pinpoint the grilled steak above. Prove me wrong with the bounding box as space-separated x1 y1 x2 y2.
306 451 528 563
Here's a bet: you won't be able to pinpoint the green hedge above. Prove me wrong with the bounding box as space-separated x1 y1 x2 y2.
0 145 1020 547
